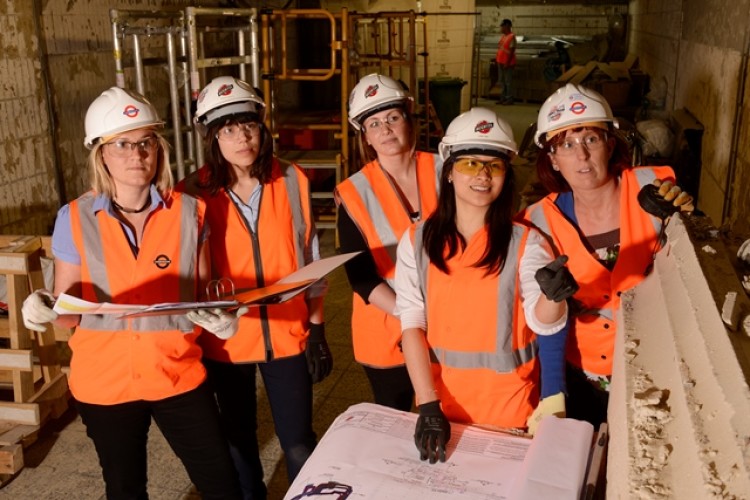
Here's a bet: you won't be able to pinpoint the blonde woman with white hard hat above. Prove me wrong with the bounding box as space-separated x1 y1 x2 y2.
520 83 694 428
335 73 443 412
22 87 242 498
394 107 576 463
178 75 330 498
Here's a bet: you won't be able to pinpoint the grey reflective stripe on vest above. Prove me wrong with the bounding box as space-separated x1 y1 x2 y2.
282 164 307 268
633 168 662 236
349 172 400 267
526 204 551 236
77 194 197 332
431 153 444 195
414 224 536 372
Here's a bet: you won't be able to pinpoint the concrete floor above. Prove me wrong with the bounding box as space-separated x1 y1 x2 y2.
0 101 539 500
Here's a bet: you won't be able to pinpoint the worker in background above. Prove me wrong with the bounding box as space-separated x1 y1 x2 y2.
335 73 443 412
496 18 517 105
179 76 332 499
395 107 577 463
520 83 694 427
21 87 242 499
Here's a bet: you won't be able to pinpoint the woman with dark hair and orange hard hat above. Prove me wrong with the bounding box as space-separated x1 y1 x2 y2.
335 73 443 412
395 107 578 463
179 76 332 499
520 83 694 427
21 87 242 499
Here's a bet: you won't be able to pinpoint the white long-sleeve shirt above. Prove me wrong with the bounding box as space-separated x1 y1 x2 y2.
394 227 567 335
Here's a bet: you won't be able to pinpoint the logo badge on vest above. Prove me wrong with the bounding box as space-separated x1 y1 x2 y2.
154 254 172 269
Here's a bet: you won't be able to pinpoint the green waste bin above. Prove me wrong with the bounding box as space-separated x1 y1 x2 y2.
419 77 467 130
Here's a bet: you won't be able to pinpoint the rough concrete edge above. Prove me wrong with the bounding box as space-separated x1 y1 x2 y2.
608 214 750 499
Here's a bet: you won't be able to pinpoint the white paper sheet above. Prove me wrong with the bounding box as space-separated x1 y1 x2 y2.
285 403 532 500
285 404 594 500
506 416 594 500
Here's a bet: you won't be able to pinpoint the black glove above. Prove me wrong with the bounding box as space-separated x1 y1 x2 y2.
535 255 579 302
414 400 450 464
637 183 680 219
306 323 333 384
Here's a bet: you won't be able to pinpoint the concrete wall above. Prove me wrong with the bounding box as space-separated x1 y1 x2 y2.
0 0 224 236
629 0 750 238
609 215 750 498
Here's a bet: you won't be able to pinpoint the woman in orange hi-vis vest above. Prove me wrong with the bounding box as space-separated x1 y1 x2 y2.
20 87 242 499
395 107 578 464
178 76 330 499
336 74 443 412
520 83 694 428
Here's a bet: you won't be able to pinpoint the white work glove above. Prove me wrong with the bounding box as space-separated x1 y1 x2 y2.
526 392 566 436
738 239 750 266
21 289 58 332
186 307 248 340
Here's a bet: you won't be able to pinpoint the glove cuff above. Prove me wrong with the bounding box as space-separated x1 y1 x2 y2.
309 322 325 342
418 400 442 416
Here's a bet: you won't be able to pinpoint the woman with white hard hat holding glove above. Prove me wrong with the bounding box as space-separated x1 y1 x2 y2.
178 76 329 498
520 83 694 427
21 87 242 499
395 107 576 463
335 73 443 412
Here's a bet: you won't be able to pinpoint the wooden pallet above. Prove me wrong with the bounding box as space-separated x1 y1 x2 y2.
0 236 70 482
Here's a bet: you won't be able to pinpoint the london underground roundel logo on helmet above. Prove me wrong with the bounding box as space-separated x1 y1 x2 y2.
474 120 494 134
364 84 379 99
123 105 140 118
569 101 587 114
218 84 234 97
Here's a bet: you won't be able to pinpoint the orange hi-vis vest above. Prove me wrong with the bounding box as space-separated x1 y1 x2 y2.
334 152 443 368
522 166 675 376
496 32 517 66
180 159 314 363
411 222 538 428
68 190 206 405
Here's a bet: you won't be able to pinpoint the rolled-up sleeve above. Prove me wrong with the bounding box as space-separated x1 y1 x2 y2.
519 229 568 335
393 231 426 332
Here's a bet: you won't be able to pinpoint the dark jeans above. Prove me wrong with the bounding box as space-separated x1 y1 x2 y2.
566 364 610 429
499 65 515 100
76 381 242 500
362 364 415 412
205 353 317 500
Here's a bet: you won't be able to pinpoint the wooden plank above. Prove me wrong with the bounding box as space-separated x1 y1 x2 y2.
0 403 40 425
555 64 583 83
0 425 38 447
0 444 23 475
0 349 33 371
27 248 62 381
28 373 69 422
569 61 598 85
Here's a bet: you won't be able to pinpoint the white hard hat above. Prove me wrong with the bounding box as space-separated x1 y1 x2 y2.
348 73 413 131
194 76 265 133
534 83 618 147
84 87 164 149
438 107 518 161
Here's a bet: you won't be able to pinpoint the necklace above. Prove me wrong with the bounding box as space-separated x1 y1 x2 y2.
112 195 151 214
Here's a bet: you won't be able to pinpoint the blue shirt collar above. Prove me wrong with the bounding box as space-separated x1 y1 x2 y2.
91 184 165 217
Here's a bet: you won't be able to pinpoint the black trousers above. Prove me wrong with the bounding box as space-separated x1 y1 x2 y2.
362 364 415 412
205 353 317 500
76 381 242 500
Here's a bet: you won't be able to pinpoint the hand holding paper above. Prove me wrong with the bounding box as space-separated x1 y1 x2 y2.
186 307 249 339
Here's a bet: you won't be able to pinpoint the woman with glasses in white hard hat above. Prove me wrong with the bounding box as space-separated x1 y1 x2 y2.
520 83 694 427
20 87 242 498
335 73 443 412
394 107 577 464
179 76 330 498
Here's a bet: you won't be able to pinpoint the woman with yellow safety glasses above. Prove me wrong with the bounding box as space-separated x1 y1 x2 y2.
395 107 577 464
